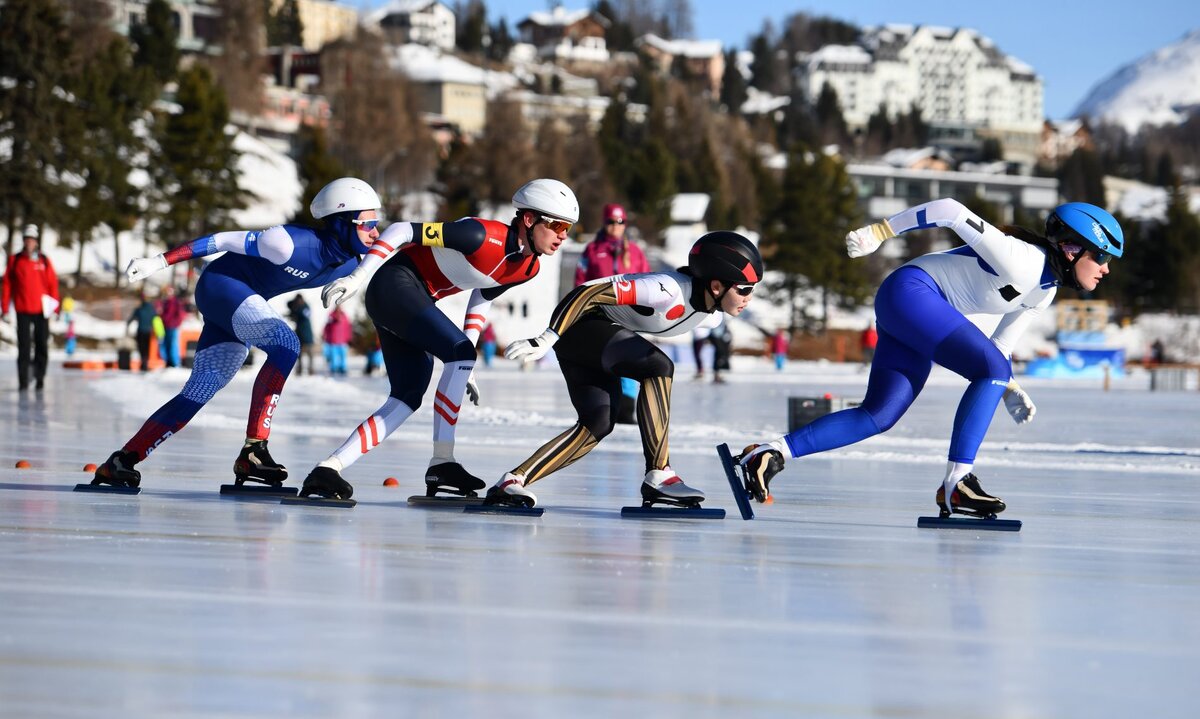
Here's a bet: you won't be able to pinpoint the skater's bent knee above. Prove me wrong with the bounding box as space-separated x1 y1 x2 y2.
450 338 476 363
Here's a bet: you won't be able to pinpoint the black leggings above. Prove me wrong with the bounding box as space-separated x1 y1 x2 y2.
364 262 476 410
515 316 675 482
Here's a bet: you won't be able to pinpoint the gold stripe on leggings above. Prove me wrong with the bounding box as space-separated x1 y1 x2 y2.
515 423 599 485
637 376 672 471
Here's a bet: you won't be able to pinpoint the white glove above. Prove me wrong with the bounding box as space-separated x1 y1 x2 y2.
1003 381 1036 424
465 370 480 406
505 328 559 363
126 255 167 283
321 272 365 308
845 220 896 259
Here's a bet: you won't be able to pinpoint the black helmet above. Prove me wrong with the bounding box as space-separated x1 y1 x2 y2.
688 231 763 284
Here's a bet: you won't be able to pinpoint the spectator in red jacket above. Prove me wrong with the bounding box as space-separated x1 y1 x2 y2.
2 225 59 390
322 307 353 376
574 203 649 285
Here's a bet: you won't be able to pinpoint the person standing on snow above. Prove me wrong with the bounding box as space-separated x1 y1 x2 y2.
297 178 579 501
2 225 59 391
484 231 763 510
738 200 1124 519
89 177 383 489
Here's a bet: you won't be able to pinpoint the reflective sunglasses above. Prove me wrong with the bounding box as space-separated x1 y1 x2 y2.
540 216 573 234
733 283 755 297
352 218 381 231
606 219 626 225
1089 249 1113 265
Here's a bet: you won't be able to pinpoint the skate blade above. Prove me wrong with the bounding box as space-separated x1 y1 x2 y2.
220 484 298 497
74 483 140 495
408 495 485 507
280 496 356 509
917 516 1021 532
716 443 754 520
621 506 725 519
463 504 544 517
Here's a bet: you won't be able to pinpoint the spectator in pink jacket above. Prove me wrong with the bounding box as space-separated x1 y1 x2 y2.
574 203 649 286
157 286 190 368
322 307 353 376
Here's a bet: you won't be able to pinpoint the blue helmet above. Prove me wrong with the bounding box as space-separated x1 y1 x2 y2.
1046 203 1124 260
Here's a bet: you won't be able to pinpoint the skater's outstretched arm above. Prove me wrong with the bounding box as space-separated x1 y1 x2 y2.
504 281 620 362
127 226 302 282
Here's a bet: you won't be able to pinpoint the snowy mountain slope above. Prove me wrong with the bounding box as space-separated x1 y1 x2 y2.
1072 28 1200 132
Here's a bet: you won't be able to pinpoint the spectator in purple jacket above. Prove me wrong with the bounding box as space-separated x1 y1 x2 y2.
574 203 649 285
322 306 353 376
157 286 190 368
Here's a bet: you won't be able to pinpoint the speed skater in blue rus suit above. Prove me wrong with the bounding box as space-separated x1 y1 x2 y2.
90 178 383 489
737 199 1124 518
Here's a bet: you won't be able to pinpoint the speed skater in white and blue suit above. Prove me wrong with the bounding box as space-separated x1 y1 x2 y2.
89 178 383 490
738 198 1124 518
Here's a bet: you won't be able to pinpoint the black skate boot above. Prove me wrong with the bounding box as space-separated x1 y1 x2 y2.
425 461 486 498
481 472 537 507
936 474 1006 519
640 468 705 509
737 444 785 503
91 450 142 488
300 466 354 499
233 439 288 487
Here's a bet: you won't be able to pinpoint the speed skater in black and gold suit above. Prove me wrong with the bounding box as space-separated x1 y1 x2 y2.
486 231 764 509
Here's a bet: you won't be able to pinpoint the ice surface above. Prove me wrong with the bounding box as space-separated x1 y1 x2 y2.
1 355 1198 718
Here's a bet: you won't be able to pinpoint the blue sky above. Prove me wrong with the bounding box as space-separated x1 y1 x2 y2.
353 1 1197 118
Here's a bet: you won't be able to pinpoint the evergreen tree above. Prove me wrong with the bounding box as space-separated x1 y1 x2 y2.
720 49 747 113
457 0 487 55
1158 184 1200 312
487 18 513 62
1058 148 1106 206
814 83 849 148
131 0 179 87
294 125 346 224
595 0 635 52
266 0 305 48
764 146 865 330
748 30 776 93
0 0 74 254
470 97 537 205
149 65 244 257
1154 150 1177 187
863 103 893 156
597 98 637 196
64 37 149 284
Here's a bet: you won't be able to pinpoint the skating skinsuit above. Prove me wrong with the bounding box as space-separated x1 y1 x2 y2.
784 197 1058 464
122 225 360 460
512 270 724 484
319 218 539 472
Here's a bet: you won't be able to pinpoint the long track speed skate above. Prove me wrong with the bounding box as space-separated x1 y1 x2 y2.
410 462 487 507
222 440 297 497
621 468 724 520
918 474 1021 531
75 450 142 495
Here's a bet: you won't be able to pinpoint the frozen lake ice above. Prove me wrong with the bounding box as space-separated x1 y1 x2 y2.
1 354 1198 718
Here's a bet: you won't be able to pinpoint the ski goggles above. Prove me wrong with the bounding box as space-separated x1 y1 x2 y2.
540 216 573 234
352 218 381 231
732 283 755 297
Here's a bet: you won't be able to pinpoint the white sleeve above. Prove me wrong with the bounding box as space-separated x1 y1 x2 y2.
626 273 684 312
210 226 295 265
462 289 492 345
990 289 1056 360
889 199 1038 282
349 222 414 281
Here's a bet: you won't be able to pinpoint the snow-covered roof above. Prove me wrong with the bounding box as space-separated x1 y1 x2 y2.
365 0 446 25
390 43 518 96
806 44 872 69
523 7 602 28
879 146 950 168
638 34 723 59
1006 55 1036 77
670 193 710 224
1048 119 1084 136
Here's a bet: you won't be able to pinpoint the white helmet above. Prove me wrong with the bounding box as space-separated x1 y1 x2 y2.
512 178 579 223
310 177 381 219
22 224 38 239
